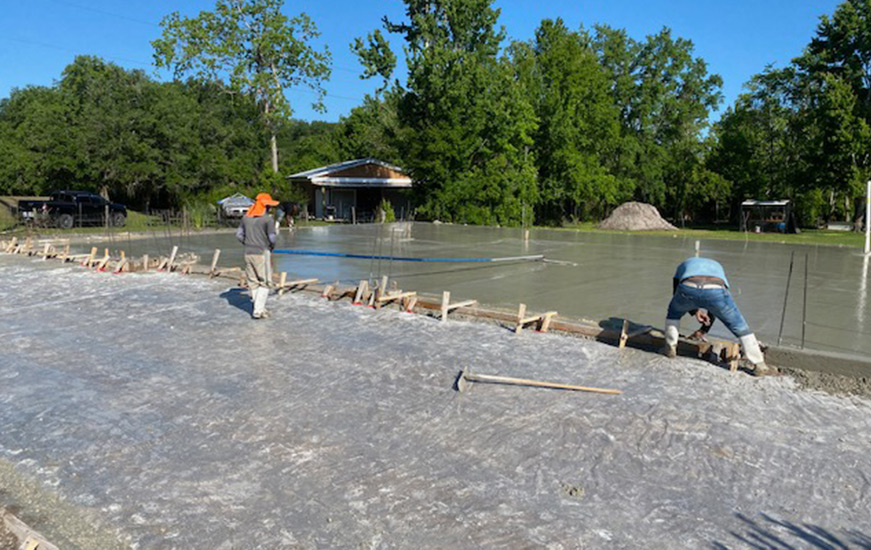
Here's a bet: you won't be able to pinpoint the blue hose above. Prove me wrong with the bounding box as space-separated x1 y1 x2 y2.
272 249 544 263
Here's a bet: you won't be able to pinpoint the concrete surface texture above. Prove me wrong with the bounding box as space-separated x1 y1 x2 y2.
1 255 871 549
74 222 871 357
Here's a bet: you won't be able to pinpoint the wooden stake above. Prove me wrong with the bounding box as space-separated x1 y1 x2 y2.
142 254 149 272
353 280 369 304
515 304 527 334
540 312 556 333
618 319 629 349
210 249 221 277
441 291 450 322
85 247 97 267
728 342 741 373
167 246 179 272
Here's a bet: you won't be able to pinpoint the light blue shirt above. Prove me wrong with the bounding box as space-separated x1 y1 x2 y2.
674 257 730 288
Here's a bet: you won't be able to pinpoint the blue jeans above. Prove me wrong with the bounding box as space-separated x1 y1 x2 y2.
666 284 752 337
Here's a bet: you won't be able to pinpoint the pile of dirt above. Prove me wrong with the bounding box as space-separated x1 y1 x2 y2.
597 202 677 231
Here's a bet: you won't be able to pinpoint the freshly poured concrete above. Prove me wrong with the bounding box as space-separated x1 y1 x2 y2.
82 223 871 356
2 255 871 548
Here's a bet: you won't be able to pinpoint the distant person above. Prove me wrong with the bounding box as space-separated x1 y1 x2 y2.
662 257 770 376
236 193 278 319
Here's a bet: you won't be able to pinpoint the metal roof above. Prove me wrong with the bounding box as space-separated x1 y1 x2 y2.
217 193 254 206
287 158 412 188
741 200 791 207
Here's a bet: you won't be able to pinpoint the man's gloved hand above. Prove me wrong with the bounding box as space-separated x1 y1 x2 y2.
688 329 708 342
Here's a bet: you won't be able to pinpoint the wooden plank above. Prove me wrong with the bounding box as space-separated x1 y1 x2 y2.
322 284 335 298
41 243 51 260
113 258 128 273
376 291 416 303
142 254 149 272
449 299 477 310
84 247 97 267
405 296 418 312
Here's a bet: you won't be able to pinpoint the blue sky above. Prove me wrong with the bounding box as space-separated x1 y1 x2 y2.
0 0 841 123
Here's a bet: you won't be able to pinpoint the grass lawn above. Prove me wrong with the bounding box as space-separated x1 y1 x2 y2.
557 221 867 248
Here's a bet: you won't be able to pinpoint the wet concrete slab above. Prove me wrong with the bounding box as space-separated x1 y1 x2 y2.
73 223 871 357
1 255 871 548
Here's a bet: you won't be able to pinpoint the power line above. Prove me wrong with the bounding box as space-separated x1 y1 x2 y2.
0 36 153 67
45 0 160 27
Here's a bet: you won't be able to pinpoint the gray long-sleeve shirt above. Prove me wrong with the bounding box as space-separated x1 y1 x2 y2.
236 215 276 255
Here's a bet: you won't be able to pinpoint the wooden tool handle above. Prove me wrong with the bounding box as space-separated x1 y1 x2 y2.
467 373 621 395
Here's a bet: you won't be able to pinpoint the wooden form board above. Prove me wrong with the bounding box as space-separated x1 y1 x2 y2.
5 240 755 373
515 303 557 334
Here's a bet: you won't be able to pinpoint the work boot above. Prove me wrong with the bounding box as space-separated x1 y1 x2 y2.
751 362 772 377
660 345 676 359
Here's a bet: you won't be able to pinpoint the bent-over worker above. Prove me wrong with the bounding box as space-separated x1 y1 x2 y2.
663 257 770 375
236 192 278 319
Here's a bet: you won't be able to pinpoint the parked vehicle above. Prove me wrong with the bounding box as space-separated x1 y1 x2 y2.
18 191 127 229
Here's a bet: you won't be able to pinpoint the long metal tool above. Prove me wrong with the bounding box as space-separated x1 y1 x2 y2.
777 251 796 345
273 249 544 263
454 367 621 395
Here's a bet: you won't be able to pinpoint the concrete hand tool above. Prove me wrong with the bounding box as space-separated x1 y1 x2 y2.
454 367 621 395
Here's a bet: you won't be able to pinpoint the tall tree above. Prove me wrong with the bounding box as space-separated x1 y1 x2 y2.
510 19 625 223
356 0 538 225
594 25 723 216
152 0 331 175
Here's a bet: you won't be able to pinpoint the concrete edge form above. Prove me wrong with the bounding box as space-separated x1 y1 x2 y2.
2 510 59 550
2 238 870 379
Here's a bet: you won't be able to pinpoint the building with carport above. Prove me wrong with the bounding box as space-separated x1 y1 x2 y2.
288 159 412 221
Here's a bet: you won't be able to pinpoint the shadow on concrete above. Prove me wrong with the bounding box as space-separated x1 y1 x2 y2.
712 512 871 549
219 287 252 316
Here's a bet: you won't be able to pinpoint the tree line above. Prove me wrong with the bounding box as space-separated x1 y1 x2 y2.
0 0 868 228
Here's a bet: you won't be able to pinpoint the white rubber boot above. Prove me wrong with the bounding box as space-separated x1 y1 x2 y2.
740 333 769 375
662 319 680 358
253 287 268 319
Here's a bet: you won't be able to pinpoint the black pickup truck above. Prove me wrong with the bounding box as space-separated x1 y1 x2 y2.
18 191 127 229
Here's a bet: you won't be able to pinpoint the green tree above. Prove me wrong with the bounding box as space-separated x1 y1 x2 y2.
152 0 331 174
356 0 538 225
510 19 625 223
593 25 723 215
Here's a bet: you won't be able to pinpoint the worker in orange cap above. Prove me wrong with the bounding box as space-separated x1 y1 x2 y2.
236 192 279 319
